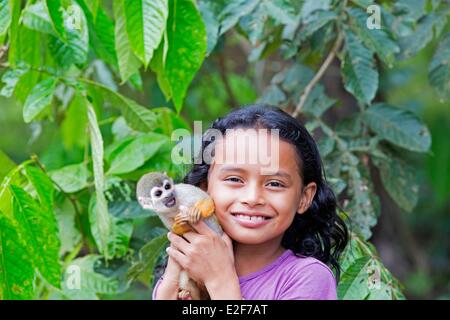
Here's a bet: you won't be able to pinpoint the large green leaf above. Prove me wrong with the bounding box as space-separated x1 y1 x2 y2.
0 214 35 300
10 185 61 288
398 13 447 60
21 2 57 36
87 100 112 259
62 255 121 298
106 133 167 175
0 63 30 98
429 32 450 101
49 163 90 193
373 155 419 212
347 7 400 65
24 165 54 211
89 196 133 259
0 0 11 36
338 256 371 299
61 93 88 149
341 30 378 105
164 0 207 112
81 79 157 132
127 234 168 286
344 162 380 240
45 0 66 39
12 26 41 103
47 1 89 67
124 0 168 67
113 0 141 82
364 103 431 153
23 77 57 123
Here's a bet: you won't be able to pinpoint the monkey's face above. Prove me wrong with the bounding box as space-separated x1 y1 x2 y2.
149 178 178 215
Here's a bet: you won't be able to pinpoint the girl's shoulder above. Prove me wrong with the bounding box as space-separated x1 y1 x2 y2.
276 250 337 298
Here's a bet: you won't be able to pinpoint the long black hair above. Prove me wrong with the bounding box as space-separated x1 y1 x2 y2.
183 104 349 282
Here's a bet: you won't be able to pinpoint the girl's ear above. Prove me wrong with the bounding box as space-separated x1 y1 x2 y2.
296 182 317 214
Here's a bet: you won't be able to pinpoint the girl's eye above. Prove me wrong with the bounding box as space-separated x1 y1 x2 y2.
266 181 285 188
225 177 241 182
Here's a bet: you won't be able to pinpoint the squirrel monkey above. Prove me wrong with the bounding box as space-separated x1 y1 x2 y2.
136 172 223 300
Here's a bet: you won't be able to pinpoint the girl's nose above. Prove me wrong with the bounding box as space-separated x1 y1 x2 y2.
240 183 265 207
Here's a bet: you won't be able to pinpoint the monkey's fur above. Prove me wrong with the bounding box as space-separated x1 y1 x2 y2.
136 172 223 300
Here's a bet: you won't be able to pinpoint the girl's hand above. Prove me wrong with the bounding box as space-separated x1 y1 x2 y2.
166 207 241 299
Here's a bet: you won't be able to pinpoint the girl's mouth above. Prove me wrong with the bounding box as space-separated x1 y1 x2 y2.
231 212 272 228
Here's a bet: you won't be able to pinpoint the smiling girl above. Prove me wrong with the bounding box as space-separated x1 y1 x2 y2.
152 104 348 300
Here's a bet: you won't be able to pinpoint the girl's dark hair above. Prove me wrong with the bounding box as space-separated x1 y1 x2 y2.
183 104 349 282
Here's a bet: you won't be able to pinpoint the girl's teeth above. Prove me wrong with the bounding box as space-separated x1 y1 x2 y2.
236 214 266 221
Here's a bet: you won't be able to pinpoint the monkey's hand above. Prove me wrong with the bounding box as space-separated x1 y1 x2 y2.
175 198 215 226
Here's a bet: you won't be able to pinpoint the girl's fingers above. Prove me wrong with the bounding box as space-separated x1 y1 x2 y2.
167 232 190 253
166 247 188 269
181 231 197 242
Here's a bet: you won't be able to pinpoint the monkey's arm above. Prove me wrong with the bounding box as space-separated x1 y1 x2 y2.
173 198 222 235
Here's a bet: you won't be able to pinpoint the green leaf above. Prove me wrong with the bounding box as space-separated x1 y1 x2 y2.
124 0 168 67
21 2 56 36
10 184 61 288
49 163 90 193
0 0 11 36
109 200 155 219
373 155 419 212
23 77 57 123
45 0 66 39
0 63 29 98
127 235 168 286
89 195 133 259
429 32 450 101
301 0 331 19
24 165 54 211
81 79 157 132
113 0 142 82
0 149 15 182
55 198 82 256
338 256 371 299
164 0 207 112
298 10 337 43
12 26 41 103
62 255 121 296
398 13 447 60
0 213 35 300
107 133 167 175
87 99 112 259
218 0 259 35
344 162 380 240
61 93 88 149
198 0 220 55
85 0 100 20
347 7 400 65
239 2 266 46
364 103 431 153
341 30 379 105
48 1 89 67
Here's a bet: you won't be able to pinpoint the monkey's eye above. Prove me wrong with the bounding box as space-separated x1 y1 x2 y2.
164 183 171 190
154 190 162 197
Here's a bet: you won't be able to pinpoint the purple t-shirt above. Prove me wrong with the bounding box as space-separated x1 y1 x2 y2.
152 249 337 300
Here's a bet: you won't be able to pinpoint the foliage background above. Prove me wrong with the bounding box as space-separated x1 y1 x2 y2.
0 0 449 299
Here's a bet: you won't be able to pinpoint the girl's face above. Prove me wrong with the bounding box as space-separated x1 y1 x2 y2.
207 129 317 245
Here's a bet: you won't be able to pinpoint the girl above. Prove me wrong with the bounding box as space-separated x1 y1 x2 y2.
153 104 348 300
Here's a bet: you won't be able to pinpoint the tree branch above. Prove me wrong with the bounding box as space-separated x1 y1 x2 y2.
292 32 344 118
